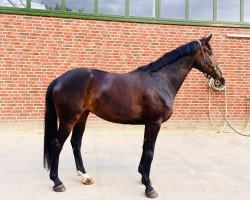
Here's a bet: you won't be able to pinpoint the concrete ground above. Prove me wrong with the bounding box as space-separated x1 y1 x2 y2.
1 122 250 200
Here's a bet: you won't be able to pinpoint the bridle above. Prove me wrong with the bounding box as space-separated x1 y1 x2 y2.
197 40 220 79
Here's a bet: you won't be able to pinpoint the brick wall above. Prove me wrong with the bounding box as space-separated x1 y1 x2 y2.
0 14 249 127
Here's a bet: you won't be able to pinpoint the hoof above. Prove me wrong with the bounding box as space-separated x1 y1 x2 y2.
82 178 94 185
145 187 158 198
53 184 66 192
77 171 94 185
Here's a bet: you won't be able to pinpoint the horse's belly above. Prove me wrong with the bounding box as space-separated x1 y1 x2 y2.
89 100 144 124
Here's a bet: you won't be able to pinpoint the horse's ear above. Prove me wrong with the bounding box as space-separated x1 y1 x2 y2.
204 34 212 43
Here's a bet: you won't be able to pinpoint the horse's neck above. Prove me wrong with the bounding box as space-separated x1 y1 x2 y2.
155 55 194 97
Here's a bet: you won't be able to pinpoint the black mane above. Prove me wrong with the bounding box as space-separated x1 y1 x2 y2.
139 40 199 72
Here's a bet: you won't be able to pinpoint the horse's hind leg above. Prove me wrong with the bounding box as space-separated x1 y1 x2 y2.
50 119 75 192
71 111 94 185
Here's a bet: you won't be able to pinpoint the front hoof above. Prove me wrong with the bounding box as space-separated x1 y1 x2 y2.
145 186 158 198
53 184 66 192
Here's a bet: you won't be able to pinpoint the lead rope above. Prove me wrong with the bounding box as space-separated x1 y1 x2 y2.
208 84 250 136
208 87 227 132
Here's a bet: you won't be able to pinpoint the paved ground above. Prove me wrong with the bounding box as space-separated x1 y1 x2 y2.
1 122 250 200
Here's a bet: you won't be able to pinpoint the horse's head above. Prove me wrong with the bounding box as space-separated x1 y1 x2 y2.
194 34 225 86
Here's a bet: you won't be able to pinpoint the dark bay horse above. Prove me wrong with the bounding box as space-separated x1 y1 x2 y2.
44 35 224 198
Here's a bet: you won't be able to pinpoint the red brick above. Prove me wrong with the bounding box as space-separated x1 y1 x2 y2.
0 14 249 123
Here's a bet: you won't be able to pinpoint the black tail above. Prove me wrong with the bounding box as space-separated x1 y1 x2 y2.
43 78 58 170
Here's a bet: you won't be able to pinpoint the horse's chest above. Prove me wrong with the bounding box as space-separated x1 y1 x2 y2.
162 105 173 122
158 96 174 121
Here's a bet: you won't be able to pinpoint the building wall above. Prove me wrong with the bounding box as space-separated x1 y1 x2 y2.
0 14 249 126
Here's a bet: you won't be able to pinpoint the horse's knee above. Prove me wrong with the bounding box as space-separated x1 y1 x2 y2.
139 150 154 174
71 139 81 151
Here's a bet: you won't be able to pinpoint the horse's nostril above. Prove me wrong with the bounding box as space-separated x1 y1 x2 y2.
220 77 226 85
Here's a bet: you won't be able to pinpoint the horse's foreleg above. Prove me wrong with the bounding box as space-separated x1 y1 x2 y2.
140 123 160 198
50 120 74 192
138 134 146 176
71 111 94 185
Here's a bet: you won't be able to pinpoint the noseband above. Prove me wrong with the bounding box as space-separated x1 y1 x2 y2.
197 40 220 79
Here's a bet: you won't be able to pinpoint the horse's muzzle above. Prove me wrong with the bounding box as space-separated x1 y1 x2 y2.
210 77 226 91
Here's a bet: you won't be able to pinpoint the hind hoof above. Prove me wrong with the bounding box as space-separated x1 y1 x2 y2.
53 184 66 192
83 178 94 185
145 187 158 198
77 171 94 185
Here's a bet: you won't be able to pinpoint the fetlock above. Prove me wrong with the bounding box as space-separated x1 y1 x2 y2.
141 175 151 186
